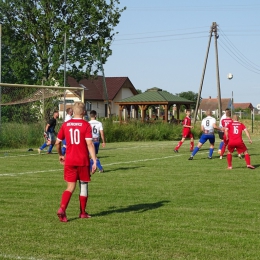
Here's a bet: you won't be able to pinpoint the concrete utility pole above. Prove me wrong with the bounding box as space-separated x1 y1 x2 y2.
194 22 222 124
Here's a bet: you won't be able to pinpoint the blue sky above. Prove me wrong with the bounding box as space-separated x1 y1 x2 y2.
103 0 260 107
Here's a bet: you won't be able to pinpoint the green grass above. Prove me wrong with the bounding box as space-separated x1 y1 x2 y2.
0 139 260 260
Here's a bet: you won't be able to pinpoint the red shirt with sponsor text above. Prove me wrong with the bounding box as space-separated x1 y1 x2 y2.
226 120 246 144
57 118 92 166
221 117 233 128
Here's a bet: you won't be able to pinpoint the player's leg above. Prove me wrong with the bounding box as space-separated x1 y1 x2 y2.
96 158 104 173
208 135 215 158
188 136 205 159
226 145 235 169
238 144 255 169
78 166 92 218
61 139 66 155
47 133 55 154
190 135 194 152
218 131 224 153
57 166 77 222
174 137 185 152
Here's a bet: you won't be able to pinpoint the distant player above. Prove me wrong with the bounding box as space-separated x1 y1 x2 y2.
218 108 230 154
225 115 254 169
38 110 59 154
88 110 106 173
55 102 97 222
61 107 73 156
188 109 220 160
174 109 194 153
219 110 232 159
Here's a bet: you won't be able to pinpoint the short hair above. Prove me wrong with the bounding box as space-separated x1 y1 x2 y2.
225 108 230 111
206 109 212 116
233 114 239 121
226 110 231 117
53 110 59 115
90 110 97 117
66 107 72 114
73 102 85 116
186 109 191 112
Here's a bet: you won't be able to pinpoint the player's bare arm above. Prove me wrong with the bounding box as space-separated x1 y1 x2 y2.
100 130 106 148
244 129 252 144
86 140 97 173
55 139 65 164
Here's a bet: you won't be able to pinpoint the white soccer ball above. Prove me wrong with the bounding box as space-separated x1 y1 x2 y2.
227 73 233 80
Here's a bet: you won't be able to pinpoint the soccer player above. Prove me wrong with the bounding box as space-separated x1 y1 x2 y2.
88 110 106 173
174 109 194 152
225 115 254 169
188 109 220 160
218 108 230 154
38 110 59 154
61 107 73 155
219 110 233 159
55 102 97 222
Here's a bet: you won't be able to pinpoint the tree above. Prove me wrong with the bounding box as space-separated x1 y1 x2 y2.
175 91 201 109
0 0 126 85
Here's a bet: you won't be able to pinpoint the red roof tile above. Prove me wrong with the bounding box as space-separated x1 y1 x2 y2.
198 98 231 111
67 76 138 101
233 103 253 110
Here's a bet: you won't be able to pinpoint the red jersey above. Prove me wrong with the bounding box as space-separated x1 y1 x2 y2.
221 118 232 128
226 121 246 144
182 116 191 128
57 118 92 166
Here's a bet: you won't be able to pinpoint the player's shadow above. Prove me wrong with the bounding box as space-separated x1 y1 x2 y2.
102 166 145 173
92 200 170 217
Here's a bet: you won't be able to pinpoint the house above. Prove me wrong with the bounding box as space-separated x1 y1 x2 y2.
233 103 254 111
65 76 138 118
198 96 233 118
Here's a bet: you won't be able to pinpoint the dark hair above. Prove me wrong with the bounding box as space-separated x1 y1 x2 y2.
66 107 72 113
90 110 97 117
53 110 59 114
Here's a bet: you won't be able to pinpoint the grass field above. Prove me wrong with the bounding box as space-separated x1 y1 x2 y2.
0 138 260 260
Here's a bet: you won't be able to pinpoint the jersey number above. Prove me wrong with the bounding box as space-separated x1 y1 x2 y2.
92 125 98 134
233 126 239 134
69 128 80 144
206 120 210 126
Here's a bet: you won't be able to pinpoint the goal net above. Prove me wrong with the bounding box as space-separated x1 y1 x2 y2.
0 83 84 150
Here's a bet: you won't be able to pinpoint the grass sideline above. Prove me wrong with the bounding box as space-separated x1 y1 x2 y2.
0 139 260 260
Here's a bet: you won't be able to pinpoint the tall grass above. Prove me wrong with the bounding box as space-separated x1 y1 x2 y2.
0 118 258 149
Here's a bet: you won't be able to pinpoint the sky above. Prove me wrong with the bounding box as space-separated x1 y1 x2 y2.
103 0 260 107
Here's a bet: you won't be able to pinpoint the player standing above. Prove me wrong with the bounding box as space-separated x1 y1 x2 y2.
218 108 230 154
225 115 254 169
219 110 233 159
38 110 59 154
174 109 194 152
55 102 97 222
188 109 220 160
88 110 106 173
61 107 73 155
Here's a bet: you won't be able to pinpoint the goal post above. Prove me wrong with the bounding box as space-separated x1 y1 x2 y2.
0 82 84 149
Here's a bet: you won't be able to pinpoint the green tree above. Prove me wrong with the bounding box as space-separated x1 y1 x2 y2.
0 0 126 84
175 91 201 109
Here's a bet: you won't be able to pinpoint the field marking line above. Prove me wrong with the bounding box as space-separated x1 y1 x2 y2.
0 254 44 260
0 169 62 177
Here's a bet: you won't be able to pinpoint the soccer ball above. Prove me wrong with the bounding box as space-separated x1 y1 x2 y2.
227 73 233 80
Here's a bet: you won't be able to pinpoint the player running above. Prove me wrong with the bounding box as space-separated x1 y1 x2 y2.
188 109 220 160
174 109 194 153
225 115 254 169
219 110 233 159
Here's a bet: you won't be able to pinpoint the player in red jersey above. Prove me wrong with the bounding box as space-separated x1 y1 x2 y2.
219 110 233 159
225 115 254 169
174 109 194 152
55 102 97 222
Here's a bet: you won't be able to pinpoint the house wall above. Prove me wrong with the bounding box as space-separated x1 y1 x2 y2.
85 101 106 118
111 87 134 116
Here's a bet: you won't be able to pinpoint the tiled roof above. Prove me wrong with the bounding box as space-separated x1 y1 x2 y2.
67 76 138 100
233 103 253 110
198 98 231 111
118 90 194 103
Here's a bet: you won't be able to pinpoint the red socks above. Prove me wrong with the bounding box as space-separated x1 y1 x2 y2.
79 196 88 213
227 153 232 167
60 190 72 211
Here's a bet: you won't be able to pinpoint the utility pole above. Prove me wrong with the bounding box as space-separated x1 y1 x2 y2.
194 22 222 124
0 24 2 128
